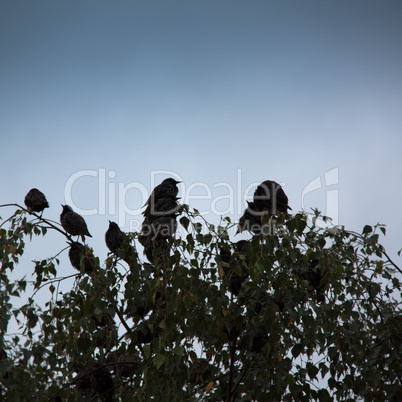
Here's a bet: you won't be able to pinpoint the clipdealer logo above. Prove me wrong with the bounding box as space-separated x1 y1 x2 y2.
64 168 339 229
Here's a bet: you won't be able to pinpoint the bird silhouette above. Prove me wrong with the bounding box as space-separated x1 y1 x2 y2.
24 188 49 213
253 180 291 215
105 221 124 254
143 178 180 208
68 241 96 273
141 179 181 264
238 180 291 234
60 205 92 242
142 197 180 220
237 201 267 235
105 221 136 264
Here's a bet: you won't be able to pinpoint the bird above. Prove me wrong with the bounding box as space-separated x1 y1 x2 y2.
237 180 291 234
105 221 124 254
142 178 181 208
141 213 178 239
105 221 136 264
253 180 291 215
60 205 92 242
237 201 268 235
141 179 181 264
142 197 180 220
141 235 158 263
24 188 49 213
68 241 96 273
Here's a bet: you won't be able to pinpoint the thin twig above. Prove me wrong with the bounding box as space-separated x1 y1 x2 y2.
382 248 402 275
1 203 72 240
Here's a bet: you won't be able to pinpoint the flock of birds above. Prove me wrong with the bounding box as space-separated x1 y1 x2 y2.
23 178 291 273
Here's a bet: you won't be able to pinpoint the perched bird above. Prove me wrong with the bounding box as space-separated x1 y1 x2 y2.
105 220 136 264
142 197 180 220
141 214 178 240
105 221 124 254
237 201 267 235
141 236 167 264
238 180 291 234
68 242 96 273
24 188 49 213
141 179 181 264
143 178 181 208
60 205 92 242
253 180 291 215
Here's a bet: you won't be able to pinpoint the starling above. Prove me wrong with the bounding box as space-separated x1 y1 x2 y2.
141 236 168 264
68 241 96 273
105 221 124 253
142 215 178 240
237 201 268 235
253 180 291 215
60 204 92 242
142 197 180 220
24 188 49 213
141 179 181 264
105 220 137 265
143 178 181 208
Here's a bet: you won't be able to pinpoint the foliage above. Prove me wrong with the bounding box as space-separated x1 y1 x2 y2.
0 203 401 401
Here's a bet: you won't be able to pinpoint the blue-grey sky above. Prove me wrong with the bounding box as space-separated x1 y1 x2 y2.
1 1 402 276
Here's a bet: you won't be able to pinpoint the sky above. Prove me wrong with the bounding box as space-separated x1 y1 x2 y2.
1 0 402 283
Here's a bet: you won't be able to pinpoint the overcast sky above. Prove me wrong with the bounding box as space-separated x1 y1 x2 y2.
1 1 401 279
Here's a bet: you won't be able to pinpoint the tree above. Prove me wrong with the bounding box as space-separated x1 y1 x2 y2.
0 201 401 401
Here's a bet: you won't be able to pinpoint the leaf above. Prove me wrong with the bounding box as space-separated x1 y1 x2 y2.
362 225 372 234
193 222 202 233
153 354 165 369
77 337 91 353
179 216 190 231
205 381 214 392
143 344 151 359
291 344 303 358
218 266 224 279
